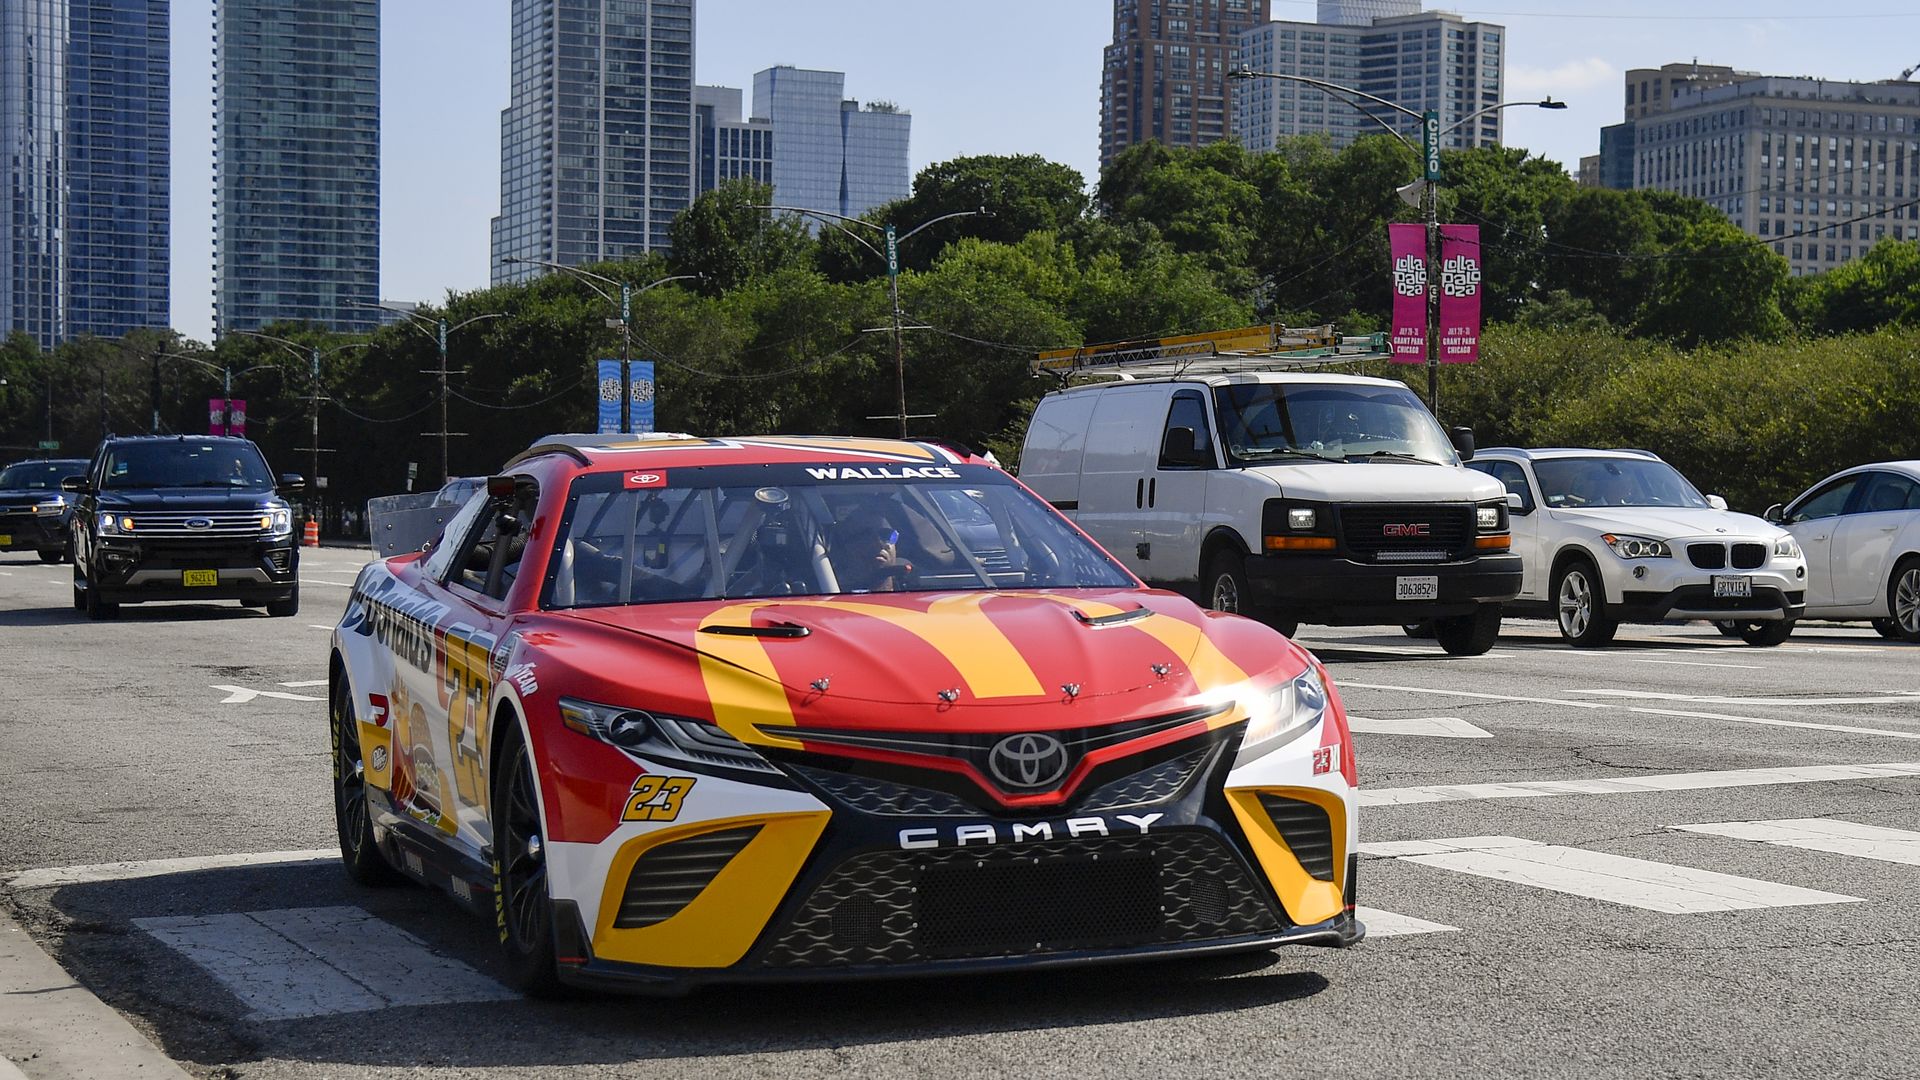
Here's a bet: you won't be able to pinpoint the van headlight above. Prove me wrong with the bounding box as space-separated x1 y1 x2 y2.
1773 537 1802 560
1235 667 1329 766
1602 534 1670 559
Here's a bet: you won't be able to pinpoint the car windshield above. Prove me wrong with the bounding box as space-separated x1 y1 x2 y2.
1211 383 1457 465
545 462 1135 608
100 442 274 490
0 461 85 490
1533 457 1709 509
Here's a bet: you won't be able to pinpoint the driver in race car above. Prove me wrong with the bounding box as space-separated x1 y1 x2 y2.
828 507 911 592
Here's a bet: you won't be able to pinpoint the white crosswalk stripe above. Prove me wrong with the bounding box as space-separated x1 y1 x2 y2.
1673 819 1920 867
1355 907 1459 938
1359 835 1863 914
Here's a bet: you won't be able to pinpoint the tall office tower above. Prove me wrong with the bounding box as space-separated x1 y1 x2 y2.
694 85 773 193
725 66 908 221
213 0 379 334
1586 63 1747 191
1 0 169 349
1233 9 1505 153
491 0 695 286
1317 0 1417 27
1100 0 1272 172
1630 74 1920 276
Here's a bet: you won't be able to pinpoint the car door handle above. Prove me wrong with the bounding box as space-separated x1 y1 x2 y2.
1810 535 1828 542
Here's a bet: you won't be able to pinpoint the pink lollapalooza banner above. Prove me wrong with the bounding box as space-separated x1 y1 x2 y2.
209 398 246 437
1387 223 1426 363
1438 225 1483 363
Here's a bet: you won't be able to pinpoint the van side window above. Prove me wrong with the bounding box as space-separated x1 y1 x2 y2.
1158 391 1215 469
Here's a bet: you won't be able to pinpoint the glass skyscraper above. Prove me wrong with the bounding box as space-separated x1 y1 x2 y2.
213 0 379 335
491 0 695 285
712 67 908 223
2 0 169 349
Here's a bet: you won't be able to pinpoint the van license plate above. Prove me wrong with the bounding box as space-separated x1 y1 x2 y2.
1395 576 1440 601
1712 575 1752 599
182 570 218 587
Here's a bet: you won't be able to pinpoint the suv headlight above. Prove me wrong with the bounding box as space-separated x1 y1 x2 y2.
1235 666 1329 766
558 697 780 775
97 511 134 535
1602 534 1670 559
1773 536 1802 560
31 497 64 516
261 506 292 537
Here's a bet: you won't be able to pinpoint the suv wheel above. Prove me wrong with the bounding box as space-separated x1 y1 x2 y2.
267 584 300 618
71 567 85 611
84 580 119 620
36 549 61 564
1553 560 1616 647
1433 604 1501 656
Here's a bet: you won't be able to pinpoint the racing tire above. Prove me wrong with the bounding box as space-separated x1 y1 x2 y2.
266 585 300 618
1433 604 1501 656
1871 617 1903 640
332 680 403 887
36 549 61 564
1552 560 1616 647
493 729 566 998
1888 558 1920 643
83 578 119 621
1730 619 1794 647
1401 620 1435 639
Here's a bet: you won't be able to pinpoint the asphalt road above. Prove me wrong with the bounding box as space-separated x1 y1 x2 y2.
2 547 1917 1079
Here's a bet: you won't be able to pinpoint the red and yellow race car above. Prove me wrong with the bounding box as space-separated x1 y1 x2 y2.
331 434 1361 994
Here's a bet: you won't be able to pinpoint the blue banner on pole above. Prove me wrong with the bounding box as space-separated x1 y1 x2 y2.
596 359 621 434
630 361 655 433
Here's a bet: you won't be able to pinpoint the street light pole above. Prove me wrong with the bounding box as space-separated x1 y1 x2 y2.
749 204 990 437
1227 68 1565 418
348 303 504 483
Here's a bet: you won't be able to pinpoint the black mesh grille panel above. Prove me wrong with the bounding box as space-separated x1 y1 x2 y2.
1731 543 1766 570
1079 748 1211 811
760 832 1280 968
791 766 977 817
1688 543 1726 570
1339 505 1472 560
613 825 761 929
1256 794 1336 882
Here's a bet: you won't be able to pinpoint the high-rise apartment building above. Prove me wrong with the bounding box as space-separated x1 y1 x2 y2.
695 69 910 222
1233 8 1506 154
1100 0 1272 171
1585 63 1749 191
2 0 169 349
1632 74 1920 275
213 0 379 335
1317 0 1417 26
491 0 695 286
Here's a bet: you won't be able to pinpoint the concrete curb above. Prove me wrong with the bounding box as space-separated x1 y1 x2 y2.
0 908 192 1080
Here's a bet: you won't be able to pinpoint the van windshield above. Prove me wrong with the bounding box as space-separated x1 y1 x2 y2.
1212 383 1456 466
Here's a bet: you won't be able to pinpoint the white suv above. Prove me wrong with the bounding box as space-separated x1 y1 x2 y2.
1467 448 1808 646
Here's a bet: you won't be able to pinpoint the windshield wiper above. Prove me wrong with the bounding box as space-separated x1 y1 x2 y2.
1236 447 1339 462
1347 451 1444 465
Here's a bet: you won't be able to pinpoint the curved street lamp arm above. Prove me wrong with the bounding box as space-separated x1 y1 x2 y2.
446 312 508 335
1442 97 1568 138
748 204 887 262
500 256 619 304
1228 68 1422 152
894 209 993 245
632 273 699 296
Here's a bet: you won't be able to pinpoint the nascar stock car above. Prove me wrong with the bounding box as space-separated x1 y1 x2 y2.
331 433 1362 994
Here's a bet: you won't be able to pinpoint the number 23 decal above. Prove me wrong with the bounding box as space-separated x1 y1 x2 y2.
622 775 695 822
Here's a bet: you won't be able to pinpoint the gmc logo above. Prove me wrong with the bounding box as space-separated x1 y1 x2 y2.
1382 523 1432 537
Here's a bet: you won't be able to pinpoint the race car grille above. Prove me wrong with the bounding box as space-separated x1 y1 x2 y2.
1687 543 1727 570
759 832 1279 968
1078 747 1212 811
612 825 761 929
790 766 977 817
1339 505 1472 561
1731 543 1767 570
1256 794 1336 882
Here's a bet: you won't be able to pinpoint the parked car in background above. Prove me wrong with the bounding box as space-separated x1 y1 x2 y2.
0 458 89 562
1766 461 1920 642
1468 448 1807 646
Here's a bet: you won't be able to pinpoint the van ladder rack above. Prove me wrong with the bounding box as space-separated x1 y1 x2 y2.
1033 324 1391 381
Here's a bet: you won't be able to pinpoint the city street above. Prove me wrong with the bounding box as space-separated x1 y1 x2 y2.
2 547 1917 1079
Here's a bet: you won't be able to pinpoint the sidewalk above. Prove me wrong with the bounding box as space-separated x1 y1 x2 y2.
0 908 191 1080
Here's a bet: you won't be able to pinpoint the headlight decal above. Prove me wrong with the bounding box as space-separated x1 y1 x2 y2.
1232 667 1329 768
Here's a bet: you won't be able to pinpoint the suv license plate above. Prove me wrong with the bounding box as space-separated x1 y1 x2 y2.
182 570 218 587
0 533 11 547
1395 575 1440 601
1712 575 1753 599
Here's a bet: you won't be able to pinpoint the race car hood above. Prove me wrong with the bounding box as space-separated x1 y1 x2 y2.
1548 506 1785 541
556 588 1292 713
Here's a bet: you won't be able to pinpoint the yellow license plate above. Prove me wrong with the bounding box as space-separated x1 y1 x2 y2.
0 534 11 546
182 570 219 587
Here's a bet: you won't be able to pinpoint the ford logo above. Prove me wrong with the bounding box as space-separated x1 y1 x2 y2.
185 517 212 530
987 733 1070 790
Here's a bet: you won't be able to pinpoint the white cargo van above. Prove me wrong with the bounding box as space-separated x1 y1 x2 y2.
1020 362 1521 655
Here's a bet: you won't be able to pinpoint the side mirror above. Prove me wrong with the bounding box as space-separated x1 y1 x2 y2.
486 474 517 500
1764 502 1785 524
1159 428 1210 468
1706 494 1729 511
278 472 306 492
1449 426 1476 461
61 476 86 493
1505 491 1533 517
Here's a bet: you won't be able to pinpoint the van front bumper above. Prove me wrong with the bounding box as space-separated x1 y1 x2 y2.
1245 552 1522 625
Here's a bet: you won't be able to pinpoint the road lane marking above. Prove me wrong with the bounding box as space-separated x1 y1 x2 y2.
1355 907 1459 938
308 624 334 631
212 684 322 704
135 906 514 1020
1349 716 1492 739
1362 761 1920 807
1673 819 1920 867
1569 689 1920 707
1627 658 1764 670
305 578 358 588
6 849 336 891
279 680 327 688
1340 682 1920 741
1297 642 1516 659
1357 836 1862 913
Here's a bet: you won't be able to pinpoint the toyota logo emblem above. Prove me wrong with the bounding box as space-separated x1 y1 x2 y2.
987 733 1070 790
185 517 212 530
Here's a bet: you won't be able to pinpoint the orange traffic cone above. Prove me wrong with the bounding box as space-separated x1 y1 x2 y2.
303 519 320 547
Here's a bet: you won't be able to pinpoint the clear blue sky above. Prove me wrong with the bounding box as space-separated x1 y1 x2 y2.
167 1 1920 342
